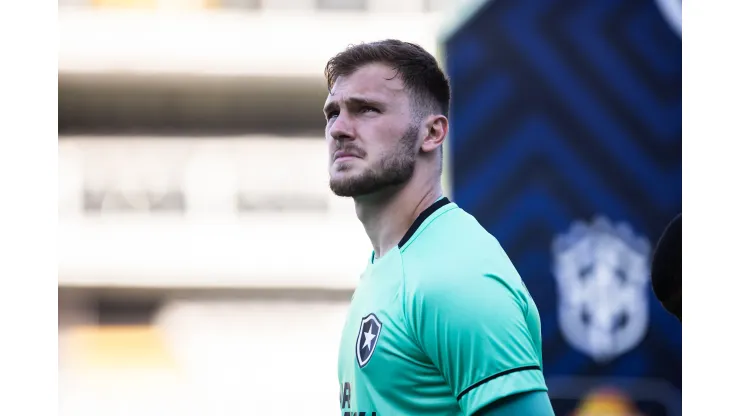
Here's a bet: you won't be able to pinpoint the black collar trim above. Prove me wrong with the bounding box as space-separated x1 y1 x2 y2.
397 197 452 249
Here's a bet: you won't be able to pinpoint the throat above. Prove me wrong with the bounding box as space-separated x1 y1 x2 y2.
357 190 447 261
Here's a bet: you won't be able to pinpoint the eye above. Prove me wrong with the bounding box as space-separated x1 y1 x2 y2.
360 106 378 114
326 111 339 121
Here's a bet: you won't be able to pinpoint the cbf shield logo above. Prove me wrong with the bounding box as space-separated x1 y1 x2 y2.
356 313 382 368
553 217 652 363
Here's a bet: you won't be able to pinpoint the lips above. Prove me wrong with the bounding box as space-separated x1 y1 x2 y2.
334 151 360 161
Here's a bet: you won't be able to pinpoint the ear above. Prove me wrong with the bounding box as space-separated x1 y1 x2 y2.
420 115 448 154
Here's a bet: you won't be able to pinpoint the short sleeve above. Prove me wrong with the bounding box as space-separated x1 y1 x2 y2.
404 271 548 415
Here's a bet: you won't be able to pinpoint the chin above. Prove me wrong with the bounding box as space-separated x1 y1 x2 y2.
329 172 367 197
329 171 359 187
331 162 363 176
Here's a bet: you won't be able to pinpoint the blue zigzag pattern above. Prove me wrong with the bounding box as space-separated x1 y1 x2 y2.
449 72 513 149
563 0 680 141
499 1 675 209
444 0 683 401
457 114 633 223
624 5 682 79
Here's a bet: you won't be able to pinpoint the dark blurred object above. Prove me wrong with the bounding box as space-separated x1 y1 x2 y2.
651 214 682 321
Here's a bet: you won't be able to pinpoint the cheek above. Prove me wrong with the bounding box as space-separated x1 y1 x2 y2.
363 120 407 151
377 118 403 138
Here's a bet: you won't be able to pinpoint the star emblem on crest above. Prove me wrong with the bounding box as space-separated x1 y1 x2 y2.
356 313 382 368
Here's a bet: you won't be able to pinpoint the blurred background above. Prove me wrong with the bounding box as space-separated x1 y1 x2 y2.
58 0 682 415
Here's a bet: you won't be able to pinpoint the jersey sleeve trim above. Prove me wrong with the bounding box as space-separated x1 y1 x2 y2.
456 365 541 401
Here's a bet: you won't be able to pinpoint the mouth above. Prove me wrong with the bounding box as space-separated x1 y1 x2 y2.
334 151 360 162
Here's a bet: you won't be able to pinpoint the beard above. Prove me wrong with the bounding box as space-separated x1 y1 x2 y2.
329 124 419 198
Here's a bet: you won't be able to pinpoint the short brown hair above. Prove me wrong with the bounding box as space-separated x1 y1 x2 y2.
324 39 451 119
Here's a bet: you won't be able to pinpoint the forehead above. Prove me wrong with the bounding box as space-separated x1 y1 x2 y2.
325 63 408 105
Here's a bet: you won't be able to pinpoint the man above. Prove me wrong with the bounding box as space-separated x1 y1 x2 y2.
324 40 554 415
651 213 681 321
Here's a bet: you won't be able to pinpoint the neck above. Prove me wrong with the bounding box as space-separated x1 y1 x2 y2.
354 172 443 260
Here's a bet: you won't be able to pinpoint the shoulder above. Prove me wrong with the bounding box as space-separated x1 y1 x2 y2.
399 207 528 309
401 206 499 266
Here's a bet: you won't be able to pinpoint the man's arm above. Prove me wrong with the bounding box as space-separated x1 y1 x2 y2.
404 266 549 416
473 391 555 416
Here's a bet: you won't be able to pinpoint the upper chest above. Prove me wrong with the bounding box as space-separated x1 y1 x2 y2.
338 258 437 392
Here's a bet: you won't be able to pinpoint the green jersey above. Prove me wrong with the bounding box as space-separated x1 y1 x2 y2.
337 198 548 415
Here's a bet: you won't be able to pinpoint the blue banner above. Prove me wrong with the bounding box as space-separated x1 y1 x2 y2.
444 0 682 414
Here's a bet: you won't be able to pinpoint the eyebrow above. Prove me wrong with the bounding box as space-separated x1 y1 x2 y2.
323 96 384 116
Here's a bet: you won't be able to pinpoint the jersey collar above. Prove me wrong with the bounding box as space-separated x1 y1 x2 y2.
369 197 453 265
397 197 452 249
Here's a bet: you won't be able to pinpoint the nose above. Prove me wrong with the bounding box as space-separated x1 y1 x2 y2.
328 113 355 142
